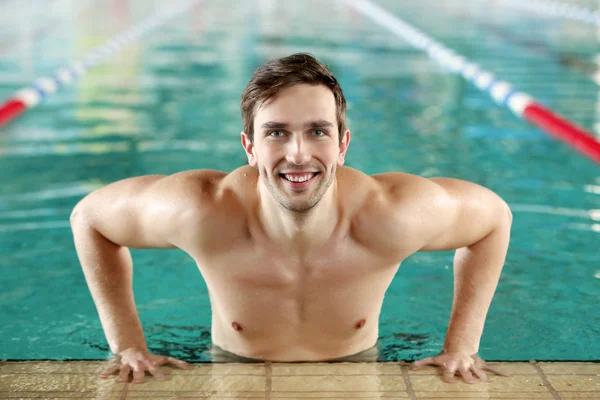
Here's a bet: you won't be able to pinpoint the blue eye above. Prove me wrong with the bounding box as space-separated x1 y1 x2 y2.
269 130 284 137
313 129 326 136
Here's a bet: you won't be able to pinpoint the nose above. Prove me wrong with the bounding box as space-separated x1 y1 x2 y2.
285 135 311 165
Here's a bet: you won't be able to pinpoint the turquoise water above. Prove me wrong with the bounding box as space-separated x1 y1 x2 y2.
0 0 599 362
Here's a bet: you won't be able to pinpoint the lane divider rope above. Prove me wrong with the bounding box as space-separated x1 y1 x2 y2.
0 0 200 128
345 0 600 164
0 0 94 55
494 0 600 28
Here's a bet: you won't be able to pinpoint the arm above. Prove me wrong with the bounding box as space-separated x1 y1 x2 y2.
422 178 512 355
381 173 511 381
70 171 218 355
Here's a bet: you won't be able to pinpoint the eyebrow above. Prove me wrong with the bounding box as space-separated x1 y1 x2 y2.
260 120 334 130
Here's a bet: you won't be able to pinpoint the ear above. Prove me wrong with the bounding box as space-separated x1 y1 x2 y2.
241 131 257 166
337 129 351 166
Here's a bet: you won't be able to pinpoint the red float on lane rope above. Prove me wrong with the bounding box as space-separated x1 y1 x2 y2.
523 103 600 164
0 0 200 130
346 0 600 165
0 99 26 127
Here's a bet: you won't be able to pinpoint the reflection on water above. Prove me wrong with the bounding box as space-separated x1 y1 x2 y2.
0 220 70 232
379 332 430 361
510 203 600 220
0 207 71 218
565 222 600 233
0 139 239 156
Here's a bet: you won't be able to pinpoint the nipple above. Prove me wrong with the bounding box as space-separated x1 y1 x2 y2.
231 321 243 332
355 318 366 329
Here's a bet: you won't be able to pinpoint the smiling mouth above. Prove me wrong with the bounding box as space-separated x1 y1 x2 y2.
280 172 319 182
279 172 320 187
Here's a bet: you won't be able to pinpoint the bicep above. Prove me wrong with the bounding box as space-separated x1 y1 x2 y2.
71 173 211 249
414 178 511 252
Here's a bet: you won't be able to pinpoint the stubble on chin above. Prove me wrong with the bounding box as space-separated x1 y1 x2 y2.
268 169 336 213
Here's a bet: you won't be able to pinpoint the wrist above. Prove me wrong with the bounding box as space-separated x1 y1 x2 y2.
442 339 478 355
442 348 477 356
443 327 480 355
109 338 147 355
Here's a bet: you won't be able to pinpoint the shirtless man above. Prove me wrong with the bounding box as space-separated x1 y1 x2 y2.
70 53 512 384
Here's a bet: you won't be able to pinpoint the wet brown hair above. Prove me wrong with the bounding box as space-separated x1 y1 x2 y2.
241 53 347 144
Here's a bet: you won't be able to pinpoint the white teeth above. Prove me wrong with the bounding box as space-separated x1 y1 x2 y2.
284 173 314 182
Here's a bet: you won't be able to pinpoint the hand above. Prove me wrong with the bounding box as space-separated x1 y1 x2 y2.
412 351 509 384
100 347 190 383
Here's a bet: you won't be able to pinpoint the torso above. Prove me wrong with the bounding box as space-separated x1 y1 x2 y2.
183 165 413 361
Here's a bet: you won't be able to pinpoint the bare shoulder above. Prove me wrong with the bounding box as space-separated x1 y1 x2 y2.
371 171 441 196
148 167 253 254
338 168 439 211
160 169 228 195
128 169 228 217
341 169 448 258
367 171 500 223
340 168 438 193
154 167 253 207
353 170 510 254
371 171 505 210
75 168 230 222
165 166 254 221
71 169 235 251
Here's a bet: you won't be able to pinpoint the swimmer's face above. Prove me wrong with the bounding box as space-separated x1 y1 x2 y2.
241 83 350 212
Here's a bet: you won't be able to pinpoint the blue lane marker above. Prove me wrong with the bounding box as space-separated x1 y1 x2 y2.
32 85 46 99
52 76 63 89
503 88 520 107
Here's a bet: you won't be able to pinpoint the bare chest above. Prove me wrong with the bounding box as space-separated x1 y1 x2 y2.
196 240 400 347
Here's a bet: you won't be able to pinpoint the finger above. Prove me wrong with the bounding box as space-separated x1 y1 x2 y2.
412 357 436 370
459 367 475 384
132 361 145 384
100 364 121 379
144 360 166 381
118 365 131 382
472 367 488 382
166 357 190 370
442 367 457 383
149 367 166 381
132 368 145 384
483 365 511 377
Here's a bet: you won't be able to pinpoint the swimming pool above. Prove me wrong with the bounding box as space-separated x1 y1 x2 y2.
0 0 598 362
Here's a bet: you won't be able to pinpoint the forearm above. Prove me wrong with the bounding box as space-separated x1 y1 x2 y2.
443 217 511 354
71 214 147 354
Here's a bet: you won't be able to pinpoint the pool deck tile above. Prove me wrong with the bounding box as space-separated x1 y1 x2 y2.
0 361 598 399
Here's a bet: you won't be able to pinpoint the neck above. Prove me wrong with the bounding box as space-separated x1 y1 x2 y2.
257 178 339 252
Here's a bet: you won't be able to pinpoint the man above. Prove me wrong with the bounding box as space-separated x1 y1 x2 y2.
71 53 512 384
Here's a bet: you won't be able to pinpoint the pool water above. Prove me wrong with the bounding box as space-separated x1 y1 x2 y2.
0 0 598 362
